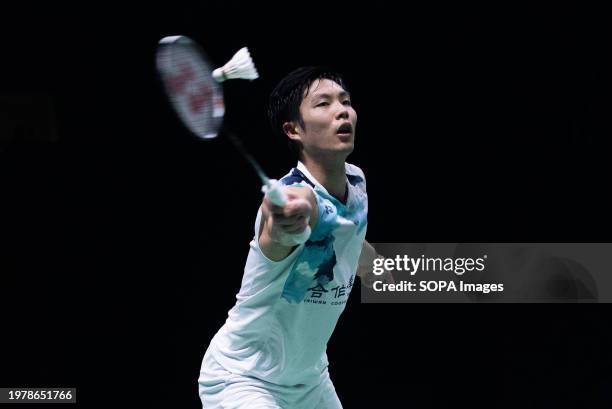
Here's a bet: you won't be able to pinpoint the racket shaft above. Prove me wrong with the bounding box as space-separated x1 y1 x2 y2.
225 133 310 244
225 132 271 186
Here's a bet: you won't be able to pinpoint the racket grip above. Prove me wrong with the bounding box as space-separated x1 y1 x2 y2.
262 180 311 245
264 179 288 207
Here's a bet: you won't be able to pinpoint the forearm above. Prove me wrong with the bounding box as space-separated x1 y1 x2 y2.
259 221 295 261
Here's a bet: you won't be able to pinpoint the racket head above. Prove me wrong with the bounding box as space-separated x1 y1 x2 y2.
156 35 225 140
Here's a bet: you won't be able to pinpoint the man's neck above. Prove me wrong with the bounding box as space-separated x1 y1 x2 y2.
301 155 347 202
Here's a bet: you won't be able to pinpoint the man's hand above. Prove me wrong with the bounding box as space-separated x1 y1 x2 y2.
259 186 318 261
357 241 396 288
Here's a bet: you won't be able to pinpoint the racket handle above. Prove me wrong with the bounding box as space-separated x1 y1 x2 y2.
262 179 311 245
264 179 288 207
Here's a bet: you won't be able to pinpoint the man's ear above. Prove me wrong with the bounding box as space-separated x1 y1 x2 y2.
283 122 301 142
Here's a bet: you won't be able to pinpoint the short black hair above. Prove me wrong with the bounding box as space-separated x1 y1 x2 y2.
267 66 348 157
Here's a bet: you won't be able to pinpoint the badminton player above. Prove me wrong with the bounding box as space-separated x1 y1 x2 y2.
198 67 387 408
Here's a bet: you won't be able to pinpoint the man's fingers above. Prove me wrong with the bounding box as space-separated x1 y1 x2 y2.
282 198 311 217
281 218 309 234
275 214 306 227
263 189 313 242
264 196 284 215
266 196 311 217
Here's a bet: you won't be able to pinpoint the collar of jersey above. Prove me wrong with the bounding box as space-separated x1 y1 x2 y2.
296 161 353 207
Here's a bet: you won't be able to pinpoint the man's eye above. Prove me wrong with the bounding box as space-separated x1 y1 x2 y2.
342 100 352 106
316 102 329 107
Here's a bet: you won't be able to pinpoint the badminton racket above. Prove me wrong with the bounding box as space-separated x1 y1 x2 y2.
156 35 311 245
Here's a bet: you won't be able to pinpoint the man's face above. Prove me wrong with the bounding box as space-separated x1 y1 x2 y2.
291 79 357 159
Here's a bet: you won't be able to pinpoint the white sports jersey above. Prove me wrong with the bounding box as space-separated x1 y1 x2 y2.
200 161 368 391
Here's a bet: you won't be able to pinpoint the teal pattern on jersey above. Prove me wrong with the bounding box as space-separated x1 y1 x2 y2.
280 186 366 304
281 189 339 304
278 166 367 304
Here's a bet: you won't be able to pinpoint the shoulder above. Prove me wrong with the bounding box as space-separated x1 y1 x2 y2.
345 162 366 188
279 167 316 188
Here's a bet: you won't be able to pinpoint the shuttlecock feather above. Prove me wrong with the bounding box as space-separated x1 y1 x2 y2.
212 47 259 82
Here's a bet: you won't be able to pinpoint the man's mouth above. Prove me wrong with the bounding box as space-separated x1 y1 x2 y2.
336 123 353 136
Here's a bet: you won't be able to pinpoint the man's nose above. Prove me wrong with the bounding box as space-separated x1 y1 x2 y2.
335 103 349 120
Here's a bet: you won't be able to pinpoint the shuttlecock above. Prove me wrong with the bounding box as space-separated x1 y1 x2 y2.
212 47 259 82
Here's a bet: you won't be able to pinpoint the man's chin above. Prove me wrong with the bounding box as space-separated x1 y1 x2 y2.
307 143 354 160
334 143 354 157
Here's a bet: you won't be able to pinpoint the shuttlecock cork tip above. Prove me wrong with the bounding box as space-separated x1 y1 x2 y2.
212 68 227 82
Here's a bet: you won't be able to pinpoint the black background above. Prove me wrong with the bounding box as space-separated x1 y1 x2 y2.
2 2 611 408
